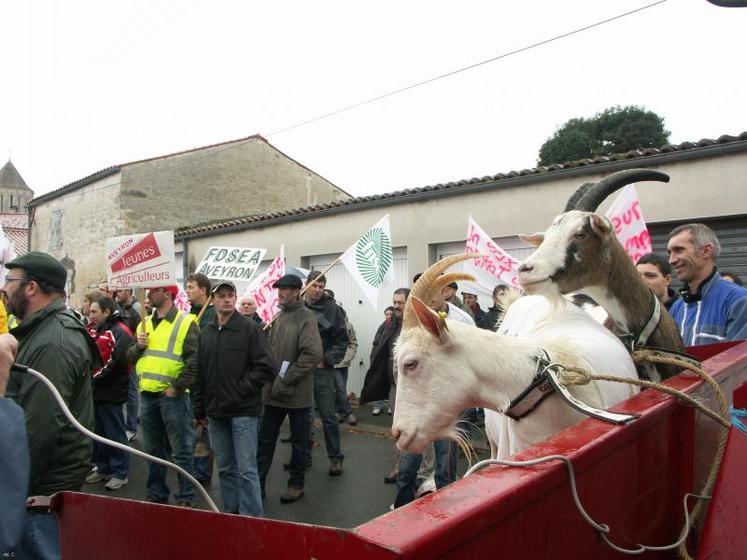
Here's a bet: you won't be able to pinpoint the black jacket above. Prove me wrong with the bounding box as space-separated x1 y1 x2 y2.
481 305 503 332
194 311 277 419
93 314 133 404
305 294 349 368
360 317 401 404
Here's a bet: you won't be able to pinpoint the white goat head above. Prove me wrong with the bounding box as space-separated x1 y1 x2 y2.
517 169 670 297
392 254 485 454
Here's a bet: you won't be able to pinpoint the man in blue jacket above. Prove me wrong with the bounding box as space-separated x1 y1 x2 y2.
668 223 747 346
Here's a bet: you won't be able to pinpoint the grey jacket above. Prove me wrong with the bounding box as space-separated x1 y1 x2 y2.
263 300 323 409
334 318 358 369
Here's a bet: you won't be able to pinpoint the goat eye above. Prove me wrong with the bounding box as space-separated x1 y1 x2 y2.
574 232 587 240
404 359 418 370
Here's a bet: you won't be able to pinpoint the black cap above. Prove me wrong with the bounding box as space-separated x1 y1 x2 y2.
273 274 302 289
446 281 458 290
211 280 236 294
6 251 67 290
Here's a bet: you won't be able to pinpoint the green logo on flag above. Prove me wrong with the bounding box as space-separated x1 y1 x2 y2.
355 227 392 287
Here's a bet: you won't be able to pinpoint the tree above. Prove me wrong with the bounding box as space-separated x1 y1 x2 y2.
537 105 670 166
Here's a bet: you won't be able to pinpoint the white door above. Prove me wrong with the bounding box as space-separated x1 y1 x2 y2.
308 247 408 397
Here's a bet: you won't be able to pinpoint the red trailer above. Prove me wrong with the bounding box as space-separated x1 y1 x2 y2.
55 341 747 559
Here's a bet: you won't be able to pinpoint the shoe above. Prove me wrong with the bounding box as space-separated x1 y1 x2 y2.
175 500 194 508
415 476 436 498
372 407 382 416
85 470 110 484
146 495 169 504
384 469 398 484
126 430 137 441
344 414 357 426
328 462 343 476
105 477 128 491
280 487 305 504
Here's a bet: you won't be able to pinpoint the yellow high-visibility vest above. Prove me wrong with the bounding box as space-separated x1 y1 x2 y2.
0 300 8 334
7 314 18 330
136 311 196 393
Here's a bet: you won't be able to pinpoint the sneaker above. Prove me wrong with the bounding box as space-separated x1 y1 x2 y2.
372 407 382 416
85 470 110 484
175 500 194 508
280 487 305 504
344 414 357 426
328 462 343 476
126 430 137 441
105 477 128 491
415 476 436 498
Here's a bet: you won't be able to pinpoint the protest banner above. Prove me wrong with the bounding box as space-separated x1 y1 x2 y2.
106 231 176 289
604 184 652 263
194 246 266 283
244 246 285 324
340 215 393 310
464 216 521 293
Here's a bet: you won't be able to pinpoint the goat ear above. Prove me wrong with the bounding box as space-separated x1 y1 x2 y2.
410 296 447 341
589 214 612 237
519 232 544 247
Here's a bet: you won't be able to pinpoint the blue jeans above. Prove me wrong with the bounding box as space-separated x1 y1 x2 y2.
125 368 139 432
332 367 353 417
394 438 459 508
139 392 195 503
210 415 263 517
93 402 130 478
13 512 60 560
313 368 344 464
258 405 310 491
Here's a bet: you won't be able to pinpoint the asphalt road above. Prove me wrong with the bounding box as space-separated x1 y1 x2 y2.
83 403 489 528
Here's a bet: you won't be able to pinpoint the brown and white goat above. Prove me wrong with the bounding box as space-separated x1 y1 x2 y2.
392 255 638 459
517 169 685 380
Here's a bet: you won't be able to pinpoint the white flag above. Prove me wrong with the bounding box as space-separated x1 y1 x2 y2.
604 185 652 264
340 216 393 309
464 216 521 294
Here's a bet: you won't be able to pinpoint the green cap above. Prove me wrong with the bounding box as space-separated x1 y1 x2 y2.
6 251 67 290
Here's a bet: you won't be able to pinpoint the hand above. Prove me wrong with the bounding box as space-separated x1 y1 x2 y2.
137 331 148 350
0 333 18 397
163 387 178 397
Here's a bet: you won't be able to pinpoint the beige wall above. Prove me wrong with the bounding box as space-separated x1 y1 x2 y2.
29 172 124 302
120 138 348 234
182 151 747 273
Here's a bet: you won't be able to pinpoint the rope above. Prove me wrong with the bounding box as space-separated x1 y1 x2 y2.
555 352 730 559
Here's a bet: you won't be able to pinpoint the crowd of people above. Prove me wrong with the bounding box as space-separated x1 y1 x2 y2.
1 222 746 558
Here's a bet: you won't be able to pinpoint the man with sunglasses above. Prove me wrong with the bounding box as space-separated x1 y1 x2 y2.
3 251 101 560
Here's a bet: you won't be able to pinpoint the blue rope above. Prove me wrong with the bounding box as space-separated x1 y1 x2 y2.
729 406 747 436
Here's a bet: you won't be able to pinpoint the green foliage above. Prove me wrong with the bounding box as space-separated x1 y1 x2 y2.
538 105 670 166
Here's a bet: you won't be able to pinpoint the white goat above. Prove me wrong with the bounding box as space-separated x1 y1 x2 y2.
392 255 639 460
517 169 685 380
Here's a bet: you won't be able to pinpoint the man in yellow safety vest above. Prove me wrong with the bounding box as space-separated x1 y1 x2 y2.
126 284 199 507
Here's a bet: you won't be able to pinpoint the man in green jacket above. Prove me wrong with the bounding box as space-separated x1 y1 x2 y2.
4 251 100 560
257 274 322 504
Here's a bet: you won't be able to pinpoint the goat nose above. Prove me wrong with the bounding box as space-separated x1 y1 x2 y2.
519 263 533 273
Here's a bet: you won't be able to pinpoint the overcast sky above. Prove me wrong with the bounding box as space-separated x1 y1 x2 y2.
2 0 745 199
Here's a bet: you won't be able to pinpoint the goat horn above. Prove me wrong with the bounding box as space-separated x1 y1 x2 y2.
563 182 595 212
404 253 483 330
574 168 670 212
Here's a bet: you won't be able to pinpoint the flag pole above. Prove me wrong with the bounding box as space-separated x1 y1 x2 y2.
262 253 345 331
196 295 212 323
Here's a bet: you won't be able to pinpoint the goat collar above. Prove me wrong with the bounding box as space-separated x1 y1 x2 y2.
619 291 661 349
505 350 638 425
